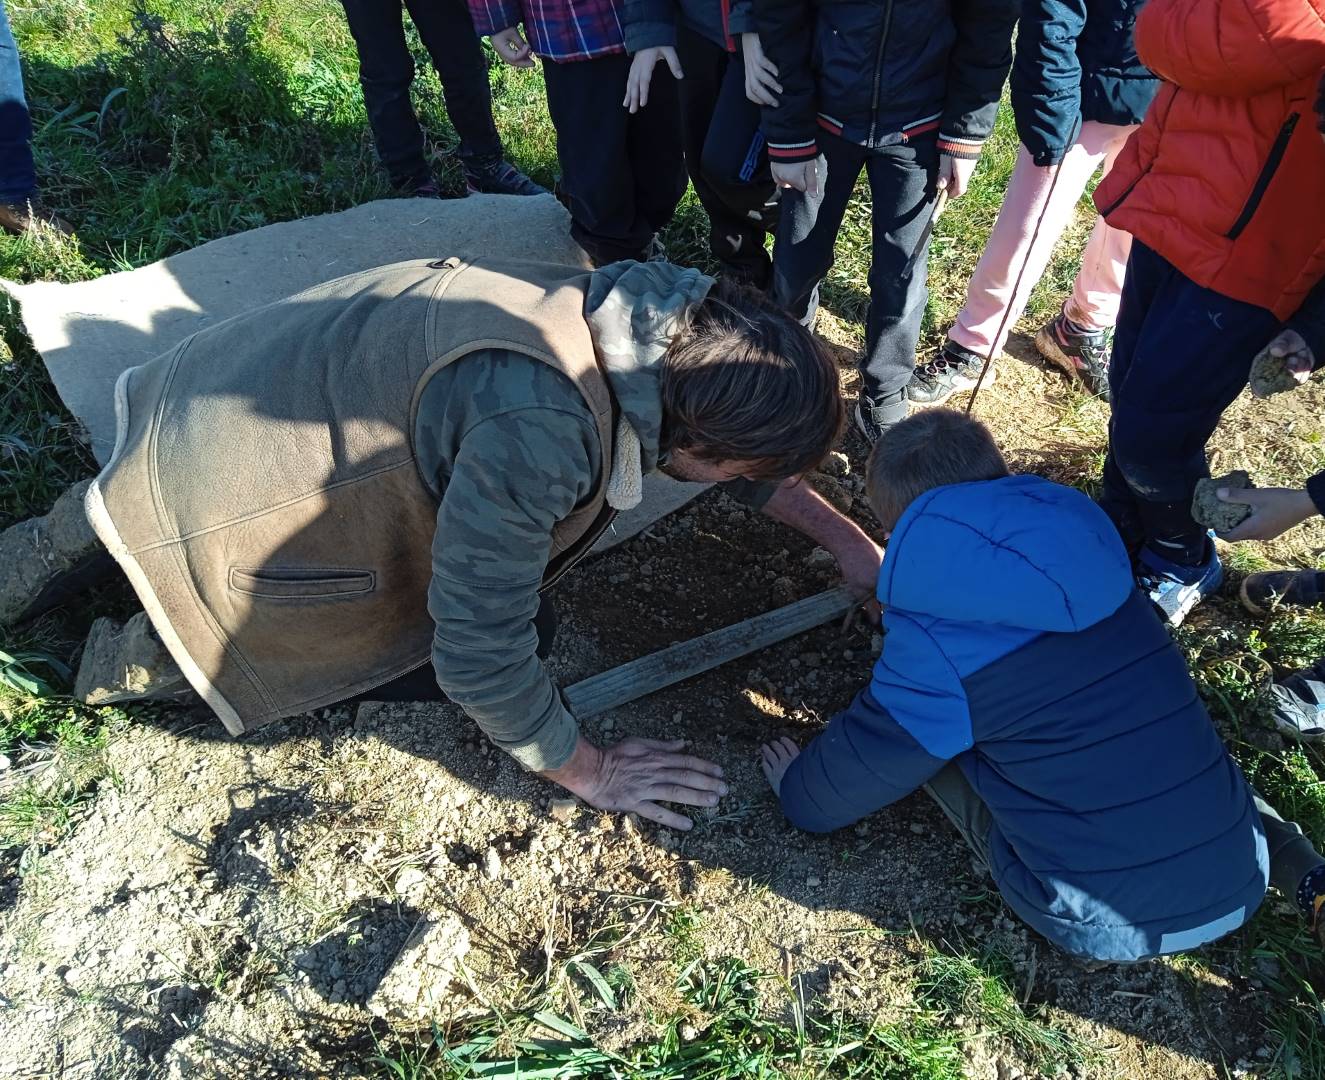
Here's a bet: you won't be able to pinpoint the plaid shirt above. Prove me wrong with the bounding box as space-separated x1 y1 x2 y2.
468 0 626 63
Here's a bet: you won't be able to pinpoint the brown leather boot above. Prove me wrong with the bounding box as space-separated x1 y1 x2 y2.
0 198 73 237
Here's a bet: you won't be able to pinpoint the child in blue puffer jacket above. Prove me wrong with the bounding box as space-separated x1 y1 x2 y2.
759 408 1325 962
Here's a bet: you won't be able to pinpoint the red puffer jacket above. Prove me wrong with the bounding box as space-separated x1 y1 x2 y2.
1094 0 1325 321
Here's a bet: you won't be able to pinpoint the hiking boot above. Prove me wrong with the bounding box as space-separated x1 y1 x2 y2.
1136 536 1223 626
854 384 909 444
906 342 994 406
1267 660 1325 741
1240 569 1325 615
0 198 73 237
74 612 190 706
1035 309 1112 400
460 154 548 197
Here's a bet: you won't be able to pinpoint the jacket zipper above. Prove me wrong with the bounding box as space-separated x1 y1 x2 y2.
1225 112 1299 241
866 0 895 145
540 504 619 592
1096 164 1149 218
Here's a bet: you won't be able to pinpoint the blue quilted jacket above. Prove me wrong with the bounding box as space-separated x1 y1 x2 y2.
779 475 1269 962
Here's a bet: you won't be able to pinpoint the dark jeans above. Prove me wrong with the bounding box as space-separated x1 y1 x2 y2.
0 0 36 203
340 0 502 188
1101 240 1281 562
674 26 777 288
773 129 938 394
541 52 686 266
338 594 558 706
925 762 1323 930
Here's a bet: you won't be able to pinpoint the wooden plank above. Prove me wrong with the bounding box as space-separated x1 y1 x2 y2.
561 586 858 720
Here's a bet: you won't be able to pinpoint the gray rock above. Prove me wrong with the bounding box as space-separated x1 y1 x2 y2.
73 611 190 705
0 478 99 626
367 914 470 1022
1192 470 1254 533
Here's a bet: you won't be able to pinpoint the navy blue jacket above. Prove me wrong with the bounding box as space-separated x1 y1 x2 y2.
752 0 1018 163
780 475 1269 962
1012 0 1159 166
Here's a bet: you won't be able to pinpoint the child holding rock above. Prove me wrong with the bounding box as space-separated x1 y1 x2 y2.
759 408 1325 961
1089 0 1325 625
471 0 687 264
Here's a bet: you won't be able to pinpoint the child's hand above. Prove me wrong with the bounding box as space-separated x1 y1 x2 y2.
759 736 800 797
741 34 781 107
1249 328 1313 398
491 28 535 68
624 47 683 114
936 153 976 199
1215 486 1318 542
771 160 819 196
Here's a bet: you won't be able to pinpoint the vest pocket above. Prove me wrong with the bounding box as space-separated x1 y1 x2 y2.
228 567 375 599
1225 113 1299 241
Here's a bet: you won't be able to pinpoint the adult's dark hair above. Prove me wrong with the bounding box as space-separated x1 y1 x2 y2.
866 408 1009 531
1317 68 1325 134
659 280 844 482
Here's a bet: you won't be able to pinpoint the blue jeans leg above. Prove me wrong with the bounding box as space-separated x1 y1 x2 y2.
0 0 36 203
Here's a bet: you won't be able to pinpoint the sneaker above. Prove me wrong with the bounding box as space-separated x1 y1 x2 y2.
0 198 72 237
461 154 548 197
1240 569 1325 615
1267 660 1325 741
394 175 442 199
1136 537 1223 626
854 384 909 444
906 342 994 406
1035 309 1112 400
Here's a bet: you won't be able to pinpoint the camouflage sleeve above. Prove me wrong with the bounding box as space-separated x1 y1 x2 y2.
426 402 600 773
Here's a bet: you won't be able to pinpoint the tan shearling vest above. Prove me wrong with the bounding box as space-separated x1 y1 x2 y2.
86 257 615 735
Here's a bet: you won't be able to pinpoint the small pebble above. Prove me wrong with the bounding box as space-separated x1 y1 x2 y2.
549 798 578 823
806 875 821 888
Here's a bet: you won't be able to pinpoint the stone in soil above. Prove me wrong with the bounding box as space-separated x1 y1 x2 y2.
367 913 470 1022
73 611 191 705
1191 470 1254 533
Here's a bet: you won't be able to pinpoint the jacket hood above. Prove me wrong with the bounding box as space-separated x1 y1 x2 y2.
878 474 1133 633
583 260 714 472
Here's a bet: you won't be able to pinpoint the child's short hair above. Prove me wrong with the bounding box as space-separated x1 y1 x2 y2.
866 408 1009 530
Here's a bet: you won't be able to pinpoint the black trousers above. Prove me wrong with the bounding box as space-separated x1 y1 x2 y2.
772 130 938 395
673 26 778 287
541 52 686 265
340 0 502 187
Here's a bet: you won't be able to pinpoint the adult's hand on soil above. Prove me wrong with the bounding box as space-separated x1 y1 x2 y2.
1215 486 1318 543
624 47 682 113
771 160 818 195
491 27 535 68
936 153 976 199
543 736 727 830
833 534 885 623
741 33 781 106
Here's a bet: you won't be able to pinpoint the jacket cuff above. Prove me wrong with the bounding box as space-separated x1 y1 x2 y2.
1307 471 1325 519
727 11 757 36
502 699 580 772
624 21 676 52
767 139 818 163
936 133 984 160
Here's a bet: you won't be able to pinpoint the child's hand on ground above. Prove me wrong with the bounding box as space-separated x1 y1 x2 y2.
741 34 781 107
759 736 800 796
771 160 818 196
1215 486 1318 542
491 27 535 68
624 47 683 113
936 153 976 199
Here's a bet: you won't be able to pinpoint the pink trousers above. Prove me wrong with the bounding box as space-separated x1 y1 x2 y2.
948 120 1136 358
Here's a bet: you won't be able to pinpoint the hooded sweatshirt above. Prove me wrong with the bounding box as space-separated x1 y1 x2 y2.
416 261 771 773
779 474 1269 962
